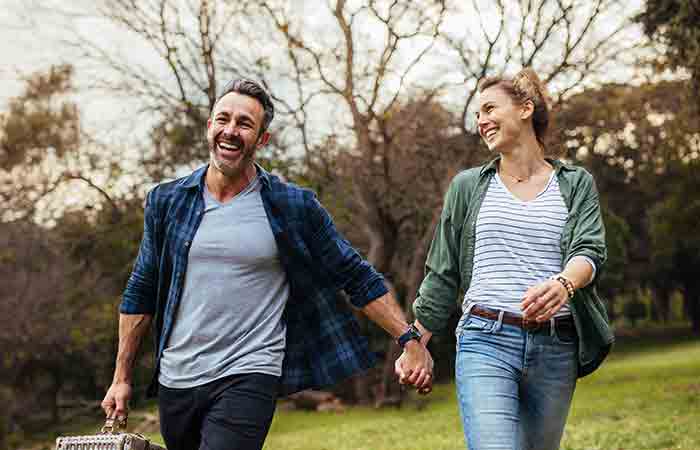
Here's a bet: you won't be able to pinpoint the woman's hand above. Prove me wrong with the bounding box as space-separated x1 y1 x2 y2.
521 279 569 322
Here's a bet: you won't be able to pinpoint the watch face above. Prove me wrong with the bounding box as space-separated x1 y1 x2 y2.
398 326 422 348
409 324 422 339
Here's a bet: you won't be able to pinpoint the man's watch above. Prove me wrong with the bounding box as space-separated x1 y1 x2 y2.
397 324 423 349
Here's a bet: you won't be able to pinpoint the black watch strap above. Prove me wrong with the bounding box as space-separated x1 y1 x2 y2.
397 324 422 348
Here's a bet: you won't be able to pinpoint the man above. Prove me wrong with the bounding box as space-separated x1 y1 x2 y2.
101 79 432 450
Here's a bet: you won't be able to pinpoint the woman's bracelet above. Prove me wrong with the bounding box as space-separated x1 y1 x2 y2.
550 274 575 299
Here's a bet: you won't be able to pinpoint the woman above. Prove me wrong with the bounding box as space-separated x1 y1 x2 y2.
397 68 613 450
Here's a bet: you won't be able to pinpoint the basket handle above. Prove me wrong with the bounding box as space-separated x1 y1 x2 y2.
101 416 128 434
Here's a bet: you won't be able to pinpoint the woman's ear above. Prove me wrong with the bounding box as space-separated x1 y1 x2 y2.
520 99 535 120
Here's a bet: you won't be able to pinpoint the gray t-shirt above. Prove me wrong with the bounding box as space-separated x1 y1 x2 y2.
158 175 290 388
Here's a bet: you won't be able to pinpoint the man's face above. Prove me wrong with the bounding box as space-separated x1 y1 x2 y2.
206 92 269 179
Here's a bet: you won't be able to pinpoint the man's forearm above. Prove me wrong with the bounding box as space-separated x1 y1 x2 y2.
361 292 410 338
113 313 152 384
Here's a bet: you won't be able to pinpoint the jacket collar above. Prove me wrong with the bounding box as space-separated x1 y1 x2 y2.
480 155 576 176
177 162 272 190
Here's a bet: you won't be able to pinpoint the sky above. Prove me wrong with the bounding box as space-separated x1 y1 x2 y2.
1 0 160 140
1 0 648 132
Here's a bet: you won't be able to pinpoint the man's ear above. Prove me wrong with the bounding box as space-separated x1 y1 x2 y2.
256 131 271 148
207 117 212 129
520 99 535 120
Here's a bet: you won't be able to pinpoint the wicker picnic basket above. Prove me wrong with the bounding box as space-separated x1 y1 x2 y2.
55 417 166 450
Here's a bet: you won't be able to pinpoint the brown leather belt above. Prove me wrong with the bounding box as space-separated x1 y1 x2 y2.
470 305 575 333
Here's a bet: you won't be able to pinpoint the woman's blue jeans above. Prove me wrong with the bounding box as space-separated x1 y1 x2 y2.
455 305 578 450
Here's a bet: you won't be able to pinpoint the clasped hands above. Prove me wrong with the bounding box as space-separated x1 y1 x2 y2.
394 340 434 395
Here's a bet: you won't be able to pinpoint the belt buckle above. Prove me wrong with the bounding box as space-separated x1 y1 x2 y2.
522 319 541 331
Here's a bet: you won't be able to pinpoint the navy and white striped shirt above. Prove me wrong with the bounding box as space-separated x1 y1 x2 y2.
465 172 571 316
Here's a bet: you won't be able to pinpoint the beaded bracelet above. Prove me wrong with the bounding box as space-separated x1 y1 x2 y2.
550 274 575 299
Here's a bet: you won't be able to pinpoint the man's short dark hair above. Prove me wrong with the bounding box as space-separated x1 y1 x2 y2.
212 79 275 134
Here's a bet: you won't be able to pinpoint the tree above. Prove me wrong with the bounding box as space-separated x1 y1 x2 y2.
649 160 700 334
637 0 700 103
0 66 147 440
61 0 296 181
558 78 700 327
0 64 80 221
0 200 150 437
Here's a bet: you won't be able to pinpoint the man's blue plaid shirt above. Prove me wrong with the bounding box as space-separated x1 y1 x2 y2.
121 164 388 396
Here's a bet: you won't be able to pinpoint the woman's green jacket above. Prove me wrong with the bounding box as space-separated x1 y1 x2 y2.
413 157 614 377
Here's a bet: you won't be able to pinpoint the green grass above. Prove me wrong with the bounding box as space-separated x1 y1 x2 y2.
21 330 700 450
561 332 700 450
262 332 700 450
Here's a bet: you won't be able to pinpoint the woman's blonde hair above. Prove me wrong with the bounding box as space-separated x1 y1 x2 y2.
477 68 557 154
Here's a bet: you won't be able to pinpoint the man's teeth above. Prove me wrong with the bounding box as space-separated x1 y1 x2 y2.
219 142 240 151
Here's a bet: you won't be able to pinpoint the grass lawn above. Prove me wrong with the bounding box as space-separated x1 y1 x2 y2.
21 330 700 450
262 331 700 450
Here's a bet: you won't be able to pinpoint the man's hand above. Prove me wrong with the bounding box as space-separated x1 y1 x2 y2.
101 382 132 420
394 341 434 395
521 279 569 322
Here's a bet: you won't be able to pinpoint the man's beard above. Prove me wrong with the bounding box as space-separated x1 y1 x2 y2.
210 138 255 179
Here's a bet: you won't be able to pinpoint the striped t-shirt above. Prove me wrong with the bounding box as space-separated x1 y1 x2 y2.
464 172 571 317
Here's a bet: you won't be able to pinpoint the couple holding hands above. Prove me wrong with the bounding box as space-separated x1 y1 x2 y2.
102 68 612 450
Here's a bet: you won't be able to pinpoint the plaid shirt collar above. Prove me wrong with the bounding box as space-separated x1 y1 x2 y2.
177 163 272 191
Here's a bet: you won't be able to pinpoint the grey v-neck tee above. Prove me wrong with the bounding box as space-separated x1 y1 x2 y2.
159 175 290 388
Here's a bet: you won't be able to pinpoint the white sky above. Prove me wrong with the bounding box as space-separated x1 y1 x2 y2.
2 0 646 124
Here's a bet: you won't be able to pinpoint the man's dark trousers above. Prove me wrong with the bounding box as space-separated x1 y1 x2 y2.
158 373 279 450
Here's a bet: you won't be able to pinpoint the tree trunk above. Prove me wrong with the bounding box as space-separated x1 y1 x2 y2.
650 285 671 322
374 341 404 407
685 288 700 335
352 375 373 405
373 280 405 407
406 205 444 312
374 205 444 407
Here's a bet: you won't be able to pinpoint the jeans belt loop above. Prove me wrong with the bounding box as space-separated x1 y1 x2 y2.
550 317 556 336
464 301 476 319
494 310 505 332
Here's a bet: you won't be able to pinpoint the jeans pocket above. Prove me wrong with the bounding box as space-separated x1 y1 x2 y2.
456 314 492 341
465 316 491 330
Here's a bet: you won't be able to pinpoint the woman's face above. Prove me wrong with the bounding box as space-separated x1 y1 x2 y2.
476 86 528 152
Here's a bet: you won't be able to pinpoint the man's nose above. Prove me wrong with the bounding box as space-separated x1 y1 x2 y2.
222 121 239 136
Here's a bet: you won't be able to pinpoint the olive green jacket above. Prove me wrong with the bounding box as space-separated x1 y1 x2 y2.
414 157 614 377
